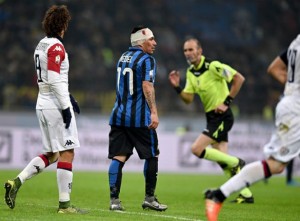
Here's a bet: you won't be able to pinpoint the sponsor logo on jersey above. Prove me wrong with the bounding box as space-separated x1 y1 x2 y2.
55 55 61 64
64 140 75 146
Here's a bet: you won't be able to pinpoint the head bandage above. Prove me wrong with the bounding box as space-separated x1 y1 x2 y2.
130 28 154 46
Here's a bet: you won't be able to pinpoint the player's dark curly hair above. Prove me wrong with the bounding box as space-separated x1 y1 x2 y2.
42 5 71 37
131 25 146 34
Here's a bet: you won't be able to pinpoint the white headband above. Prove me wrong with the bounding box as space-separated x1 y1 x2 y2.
130 28 154 46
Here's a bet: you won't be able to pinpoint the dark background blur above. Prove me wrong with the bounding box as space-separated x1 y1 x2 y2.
1 0 299 119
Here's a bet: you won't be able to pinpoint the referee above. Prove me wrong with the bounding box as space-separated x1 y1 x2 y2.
169 38 254 204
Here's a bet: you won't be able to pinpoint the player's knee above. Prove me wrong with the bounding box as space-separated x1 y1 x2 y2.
48 152 59 164
191 143 203 157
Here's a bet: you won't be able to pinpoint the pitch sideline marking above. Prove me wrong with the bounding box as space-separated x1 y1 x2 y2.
99 208 204 221
23 203 204 221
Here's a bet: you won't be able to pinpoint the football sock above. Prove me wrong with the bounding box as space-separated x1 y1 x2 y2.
108 159 124 199
202 148 239 168
17 154 50 184
218 163 253 198
239 187 253 198
220 161 266 197
144 157 158 196
57 161 73 203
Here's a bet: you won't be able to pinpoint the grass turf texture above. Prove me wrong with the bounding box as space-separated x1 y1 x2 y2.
0 170 299 221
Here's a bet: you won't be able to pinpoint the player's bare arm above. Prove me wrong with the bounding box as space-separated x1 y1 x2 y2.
267 56 287 85
215 72 245 113
229 72 245 98
143 81 159 129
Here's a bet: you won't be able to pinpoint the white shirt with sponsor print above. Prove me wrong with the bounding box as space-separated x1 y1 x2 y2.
34 37 71 110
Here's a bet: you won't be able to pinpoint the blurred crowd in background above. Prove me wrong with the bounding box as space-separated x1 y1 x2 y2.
1 0 299 119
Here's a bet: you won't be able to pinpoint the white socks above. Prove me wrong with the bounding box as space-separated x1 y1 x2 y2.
17 155 49 183
57 162 73 202
220 161 265 197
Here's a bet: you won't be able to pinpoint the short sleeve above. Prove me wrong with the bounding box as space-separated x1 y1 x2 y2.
279 49 288 65
209 60 237 83
47 43 65 74
143 56 156 83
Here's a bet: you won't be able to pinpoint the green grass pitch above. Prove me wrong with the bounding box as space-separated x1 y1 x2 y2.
0 170 299 221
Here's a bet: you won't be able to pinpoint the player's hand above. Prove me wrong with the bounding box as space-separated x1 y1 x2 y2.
168 70 180 87
215 103 228 114
148 113 159 129
62 107 72 129
70 94 80 114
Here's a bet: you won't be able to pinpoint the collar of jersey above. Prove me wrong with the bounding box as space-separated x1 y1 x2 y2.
129 46 143 52
47 35 63 43
191 55 205 70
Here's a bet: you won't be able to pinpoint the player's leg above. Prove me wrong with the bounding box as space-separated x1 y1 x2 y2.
204 133 300 221
214 142 254 203
194 109 241 169
286 159 300 186
108 126 132 211
4 109 58 209
56 150 86 214
192 134 240 169
108 156 125 211
132 128 167 211
204 159 274 221
45 109 84 214
4 153 57 209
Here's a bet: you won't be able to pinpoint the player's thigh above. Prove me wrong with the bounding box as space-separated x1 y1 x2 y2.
128 127 159 159
43 109 80 152
204 108 233 142
108 126 134 159
264 121 300 163
36 109 52 152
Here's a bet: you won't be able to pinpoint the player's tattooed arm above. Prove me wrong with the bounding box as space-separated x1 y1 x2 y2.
143 81 157 113
143 81 159 129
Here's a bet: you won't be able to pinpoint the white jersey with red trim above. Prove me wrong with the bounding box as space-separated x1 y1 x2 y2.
34 37 71 110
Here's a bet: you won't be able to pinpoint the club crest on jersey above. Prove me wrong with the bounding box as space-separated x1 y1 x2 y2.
53 45 63 52
55 55 61 64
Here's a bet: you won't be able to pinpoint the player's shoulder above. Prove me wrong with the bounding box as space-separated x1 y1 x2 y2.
208 59 223 68
41 37 65 50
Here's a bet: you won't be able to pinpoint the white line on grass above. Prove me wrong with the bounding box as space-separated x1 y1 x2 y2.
98 209 204 221
23 203 204 221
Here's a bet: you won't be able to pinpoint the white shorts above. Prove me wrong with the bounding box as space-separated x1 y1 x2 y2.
36 109 80 153
264 96 300 163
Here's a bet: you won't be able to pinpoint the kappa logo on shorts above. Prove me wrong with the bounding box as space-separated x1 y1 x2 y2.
64 139 75 146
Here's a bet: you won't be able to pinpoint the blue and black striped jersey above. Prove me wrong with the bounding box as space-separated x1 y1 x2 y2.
109 47 156 127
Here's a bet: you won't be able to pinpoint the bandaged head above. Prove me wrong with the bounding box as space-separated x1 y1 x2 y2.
130 28 154 46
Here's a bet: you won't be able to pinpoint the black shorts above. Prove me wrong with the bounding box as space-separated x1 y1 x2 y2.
108 126 159 160
203 108 234 142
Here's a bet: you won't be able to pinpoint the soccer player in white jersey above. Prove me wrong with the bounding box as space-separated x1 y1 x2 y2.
4 5 86 214
204 34 300 221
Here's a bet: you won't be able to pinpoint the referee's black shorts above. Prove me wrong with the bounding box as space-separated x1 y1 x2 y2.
108 125 159 160
203 108 234 143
